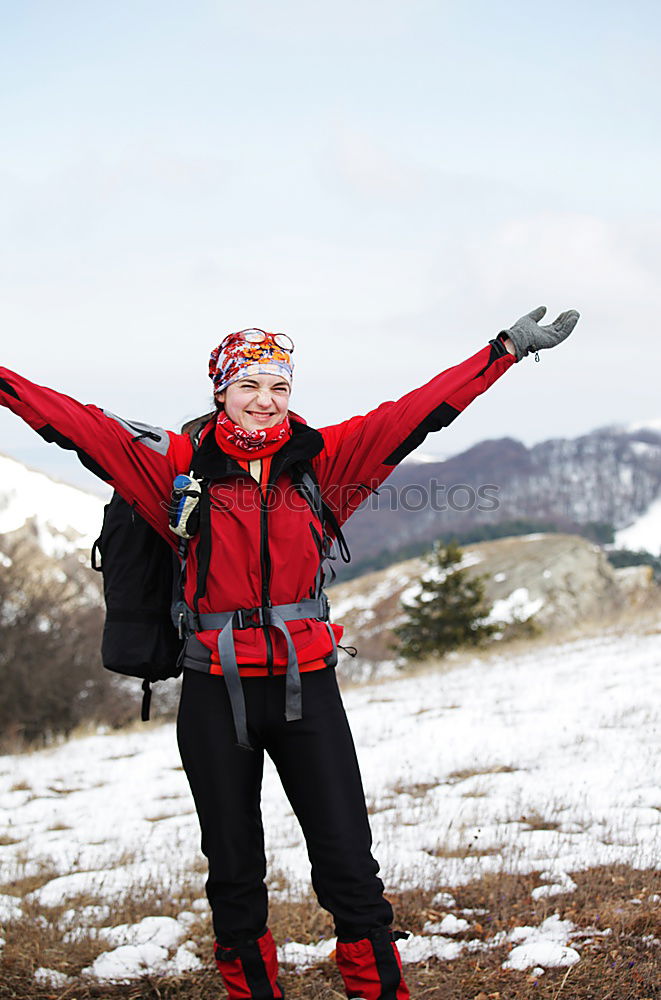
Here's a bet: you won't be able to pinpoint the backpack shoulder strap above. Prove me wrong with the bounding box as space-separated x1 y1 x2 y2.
173 415 213 618
181 410 216 444
296 464 351 564
291 461 351 597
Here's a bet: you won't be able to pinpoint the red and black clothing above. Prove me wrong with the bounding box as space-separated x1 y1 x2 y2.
0 339 513 683
0 338 514 998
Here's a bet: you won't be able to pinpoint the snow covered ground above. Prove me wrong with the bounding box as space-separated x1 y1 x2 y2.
615 496 661 555
1 627 660 983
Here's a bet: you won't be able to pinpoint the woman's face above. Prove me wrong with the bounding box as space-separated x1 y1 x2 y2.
217 373 291 432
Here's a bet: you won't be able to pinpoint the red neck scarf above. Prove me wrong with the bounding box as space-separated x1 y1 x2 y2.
215 409 292 459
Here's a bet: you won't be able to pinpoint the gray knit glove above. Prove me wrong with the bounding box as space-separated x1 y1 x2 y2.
503 306 580 361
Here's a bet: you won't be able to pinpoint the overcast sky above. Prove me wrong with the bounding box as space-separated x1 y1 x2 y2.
1 0 660 492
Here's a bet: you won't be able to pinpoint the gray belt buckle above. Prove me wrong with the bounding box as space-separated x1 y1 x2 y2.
235 606 265 630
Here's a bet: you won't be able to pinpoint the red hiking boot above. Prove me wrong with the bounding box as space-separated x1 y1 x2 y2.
335 927 410 1000
214 928 284 999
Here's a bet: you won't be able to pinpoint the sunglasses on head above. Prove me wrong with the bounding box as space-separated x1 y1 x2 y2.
221 329 294 352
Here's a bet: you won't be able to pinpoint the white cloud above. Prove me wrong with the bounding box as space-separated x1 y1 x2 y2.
326 123 429 201
473 213 660 306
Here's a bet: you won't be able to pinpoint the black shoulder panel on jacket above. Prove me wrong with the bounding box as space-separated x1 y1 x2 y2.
384 401 460 466
384 341 508 467
37 423 113 482
0 377 19 399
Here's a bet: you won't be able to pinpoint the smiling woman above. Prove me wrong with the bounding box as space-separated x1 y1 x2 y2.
218 374 291 432
210 328 295 447
0 306 579 999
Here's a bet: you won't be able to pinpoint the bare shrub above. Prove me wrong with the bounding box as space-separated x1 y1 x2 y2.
0 537 134 751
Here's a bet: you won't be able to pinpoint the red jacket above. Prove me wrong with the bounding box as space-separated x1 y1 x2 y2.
0 339 514 673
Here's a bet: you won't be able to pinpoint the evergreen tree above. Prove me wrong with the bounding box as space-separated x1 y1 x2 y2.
394 540 497 661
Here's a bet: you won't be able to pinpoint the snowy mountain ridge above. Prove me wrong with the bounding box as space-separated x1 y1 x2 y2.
0 453 106 560
342 422 661 566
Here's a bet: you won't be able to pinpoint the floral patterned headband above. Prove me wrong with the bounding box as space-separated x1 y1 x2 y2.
208 329 295 394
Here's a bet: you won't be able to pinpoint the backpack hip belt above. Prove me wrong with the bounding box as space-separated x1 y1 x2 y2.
177 595 329 635
176 596 336 751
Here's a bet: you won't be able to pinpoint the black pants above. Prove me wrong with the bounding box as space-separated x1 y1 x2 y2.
177 666 393 946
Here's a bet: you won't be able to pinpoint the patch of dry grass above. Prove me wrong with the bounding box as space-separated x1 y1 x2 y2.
0 865 658 999
390 780 440 799
46 784 86 795
448 765 518 783
425 844 502 859
0 877 210 996
517 810 562 832
8 781 32 793
0 860 61 898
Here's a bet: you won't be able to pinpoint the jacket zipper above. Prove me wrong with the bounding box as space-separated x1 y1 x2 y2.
259 481 274 674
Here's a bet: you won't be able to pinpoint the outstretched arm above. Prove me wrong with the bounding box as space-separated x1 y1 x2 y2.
313 306 579 525
0 368 193 544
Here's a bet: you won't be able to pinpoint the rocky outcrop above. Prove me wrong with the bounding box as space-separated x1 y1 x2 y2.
328 533 659 675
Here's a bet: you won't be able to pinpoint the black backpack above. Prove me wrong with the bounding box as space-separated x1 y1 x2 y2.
91 450 349 721
91 494 183 721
